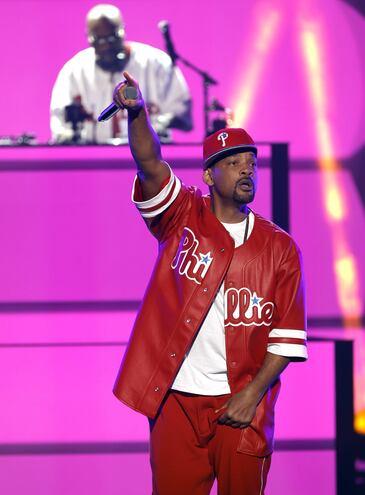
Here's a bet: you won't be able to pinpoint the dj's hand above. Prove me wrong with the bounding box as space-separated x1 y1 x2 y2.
113 71 144 112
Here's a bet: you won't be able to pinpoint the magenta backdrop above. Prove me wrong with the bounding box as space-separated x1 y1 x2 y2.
0 146 364 317
0 0 364 158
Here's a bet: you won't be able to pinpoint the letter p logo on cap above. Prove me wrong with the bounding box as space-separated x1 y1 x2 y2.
217 131 229 147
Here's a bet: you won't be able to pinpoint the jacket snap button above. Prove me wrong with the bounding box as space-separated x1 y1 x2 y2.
186 318 191 324
170 353 176 358
154 386 160 392
203 287 208 293
220 248 225 252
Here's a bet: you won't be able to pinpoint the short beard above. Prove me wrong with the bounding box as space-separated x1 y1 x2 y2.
233 189 255 204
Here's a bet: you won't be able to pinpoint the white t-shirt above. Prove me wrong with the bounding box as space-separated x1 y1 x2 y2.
50 42 191 143
171 211 255 395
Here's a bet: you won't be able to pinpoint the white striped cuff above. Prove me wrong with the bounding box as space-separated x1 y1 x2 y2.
268 329 307 340
132 165 181 219
267 343 308 360
267 328 307 360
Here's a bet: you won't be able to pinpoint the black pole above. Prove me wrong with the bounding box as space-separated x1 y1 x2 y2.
174 56 217 139
335 340 355 495
271 143 289 232
203 81 209 137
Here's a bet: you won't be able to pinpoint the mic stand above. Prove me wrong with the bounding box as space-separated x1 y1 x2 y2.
172 53 218 138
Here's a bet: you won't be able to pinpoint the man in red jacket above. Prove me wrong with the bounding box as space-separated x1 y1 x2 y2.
112 72 307 495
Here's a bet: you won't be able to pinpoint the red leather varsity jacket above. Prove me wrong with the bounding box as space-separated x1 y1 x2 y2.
113 169 307 456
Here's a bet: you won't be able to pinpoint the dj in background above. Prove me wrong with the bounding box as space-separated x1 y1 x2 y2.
50 3 192 144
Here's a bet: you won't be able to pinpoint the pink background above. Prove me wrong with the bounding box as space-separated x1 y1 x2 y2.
0 0 364 158
0 148 364 318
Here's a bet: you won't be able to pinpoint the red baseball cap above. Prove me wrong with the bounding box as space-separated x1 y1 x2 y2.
203 128 257 169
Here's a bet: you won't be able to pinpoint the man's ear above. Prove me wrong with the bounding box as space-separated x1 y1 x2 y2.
203 168 214 186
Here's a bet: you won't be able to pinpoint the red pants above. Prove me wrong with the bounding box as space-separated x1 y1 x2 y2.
149 391 271 495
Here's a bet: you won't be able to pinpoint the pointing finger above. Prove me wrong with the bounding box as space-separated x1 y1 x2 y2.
123 70 137 86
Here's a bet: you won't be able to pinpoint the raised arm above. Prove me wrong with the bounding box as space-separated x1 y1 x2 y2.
113 71 170 200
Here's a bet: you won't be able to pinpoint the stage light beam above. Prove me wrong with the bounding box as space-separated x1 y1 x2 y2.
300 21 362 325
232 8 281 128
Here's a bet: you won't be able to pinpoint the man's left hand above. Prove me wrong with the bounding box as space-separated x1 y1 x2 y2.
216 385 262 429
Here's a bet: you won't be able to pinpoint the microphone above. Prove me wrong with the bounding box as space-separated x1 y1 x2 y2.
158 20 178 65
97 86 138 122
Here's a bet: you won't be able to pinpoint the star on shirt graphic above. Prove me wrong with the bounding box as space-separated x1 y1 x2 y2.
251 292 263 306
199 252 213 265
